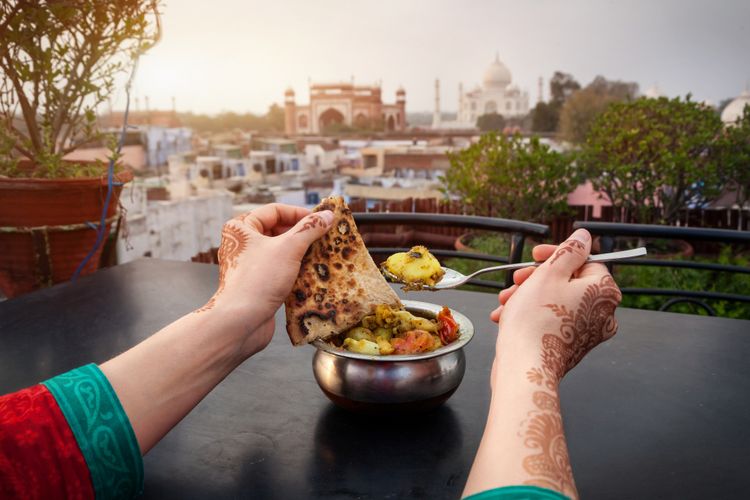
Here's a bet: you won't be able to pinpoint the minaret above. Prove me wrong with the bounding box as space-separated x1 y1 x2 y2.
432 79 441 129
458 82 464 121
284 87 296 134
537 76 544 104
396 87 406 131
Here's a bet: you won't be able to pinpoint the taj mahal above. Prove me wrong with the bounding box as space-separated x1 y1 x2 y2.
433 53 530 129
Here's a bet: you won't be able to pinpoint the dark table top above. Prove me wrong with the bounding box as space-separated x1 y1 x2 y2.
1 259 749 500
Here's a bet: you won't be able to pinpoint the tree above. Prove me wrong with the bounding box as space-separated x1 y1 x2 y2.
581 96 725 224
531 71 580 133
442 133 578 222
476 113 506 132
264 103 285 132
559 76 638 143
550 71 581 106
531 102 558 132
719 104 750 228
0 1 161 177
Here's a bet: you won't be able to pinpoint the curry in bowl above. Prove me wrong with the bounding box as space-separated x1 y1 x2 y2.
323 303 460 356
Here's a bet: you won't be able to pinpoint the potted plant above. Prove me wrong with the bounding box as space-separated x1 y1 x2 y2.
0 1 160 297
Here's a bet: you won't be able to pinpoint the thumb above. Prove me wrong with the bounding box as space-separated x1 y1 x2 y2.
543 228 592 278
283 210 335 260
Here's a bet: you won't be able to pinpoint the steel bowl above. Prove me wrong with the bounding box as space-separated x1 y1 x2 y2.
311 300 474 414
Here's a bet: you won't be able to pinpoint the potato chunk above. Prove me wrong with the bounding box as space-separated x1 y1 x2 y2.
343 338 380 355
383 245 444 287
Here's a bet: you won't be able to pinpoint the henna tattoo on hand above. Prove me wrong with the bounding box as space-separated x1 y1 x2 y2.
520 274 622 498
522 405 575 495
195 224 249 313
526 367 544 386
295 214 325 234
549 239 586 265
544 274 621 380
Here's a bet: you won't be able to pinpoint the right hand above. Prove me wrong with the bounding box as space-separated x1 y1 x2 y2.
491 229 622 387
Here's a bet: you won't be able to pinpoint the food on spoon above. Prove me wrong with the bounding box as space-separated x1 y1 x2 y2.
382 245 445 289
284 196 402 345
329 303 460 356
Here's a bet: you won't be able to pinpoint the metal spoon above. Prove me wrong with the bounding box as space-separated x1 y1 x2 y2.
382 247 647 291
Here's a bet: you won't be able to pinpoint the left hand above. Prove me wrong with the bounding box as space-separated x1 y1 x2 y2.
195 203 334 356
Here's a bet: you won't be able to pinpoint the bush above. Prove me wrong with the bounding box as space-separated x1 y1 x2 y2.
442 133 578 223
580 96 725 224
614 247 750 319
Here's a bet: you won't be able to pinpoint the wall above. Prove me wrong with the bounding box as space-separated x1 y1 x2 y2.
117 183 233 263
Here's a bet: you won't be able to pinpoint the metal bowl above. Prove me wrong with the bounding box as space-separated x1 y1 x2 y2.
311 300 474 414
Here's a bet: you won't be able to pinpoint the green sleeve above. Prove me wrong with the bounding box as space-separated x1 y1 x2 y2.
464 485 571 500
43 363 143 500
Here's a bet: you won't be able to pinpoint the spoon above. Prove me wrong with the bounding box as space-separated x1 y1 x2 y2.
382 247 647 291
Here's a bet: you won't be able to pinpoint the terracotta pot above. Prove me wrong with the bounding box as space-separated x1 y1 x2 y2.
454 232 480 253
0 168 133 298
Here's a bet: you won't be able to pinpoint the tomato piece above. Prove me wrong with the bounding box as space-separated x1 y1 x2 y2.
437 306 459 345
391 330 435 354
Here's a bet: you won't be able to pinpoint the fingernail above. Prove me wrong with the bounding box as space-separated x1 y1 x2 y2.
318 210 334 227
570 228 590 243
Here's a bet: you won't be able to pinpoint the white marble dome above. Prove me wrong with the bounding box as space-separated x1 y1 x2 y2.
482 54 512 89
721 88 750 124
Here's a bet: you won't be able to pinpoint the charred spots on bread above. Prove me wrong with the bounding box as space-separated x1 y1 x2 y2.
317 200 334 213
342 247 352 259
315 263 330 281
299 310 336 336
333 262 343 270
337 220 350 235
347 264 355 272
334 236 343 246
313 287 327 303
294 289 306 303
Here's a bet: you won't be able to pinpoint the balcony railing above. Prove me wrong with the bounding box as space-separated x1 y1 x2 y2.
573 221 750 315
353 212 549 288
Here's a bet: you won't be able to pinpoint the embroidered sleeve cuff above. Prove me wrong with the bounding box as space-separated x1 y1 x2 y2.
463 485 571 500
43 363 143 500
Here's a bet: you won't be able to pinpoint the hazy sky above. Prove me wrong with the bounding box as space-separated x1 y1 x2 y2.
123 0 750 115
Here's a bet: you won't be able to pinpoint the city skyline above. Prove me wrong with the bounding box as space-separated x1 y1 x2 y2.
120 0 750 115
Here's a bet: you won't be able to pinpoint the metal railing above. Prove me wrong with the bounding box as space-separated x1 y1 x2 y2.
354 212 549 289
573 221 750 315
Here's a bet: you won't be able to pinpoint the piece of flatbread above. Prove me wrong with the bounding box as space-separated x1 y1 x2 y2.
285 196 402 345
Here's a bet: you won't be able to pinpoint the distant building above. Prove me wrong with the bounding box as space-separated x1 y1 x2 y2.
99 109 182 128
643 84 664 99
97 109 191 168
721 87 750 125
284 82 406 134
433 53 530 129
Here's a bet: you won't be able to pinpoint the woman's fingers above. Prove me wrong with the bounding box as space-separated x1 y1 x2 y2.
513 266 535 286
532 244 557 263
237 204 312 235
540 229 592 278
490 305 502 323
499 284 517 305
281 211 335 261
